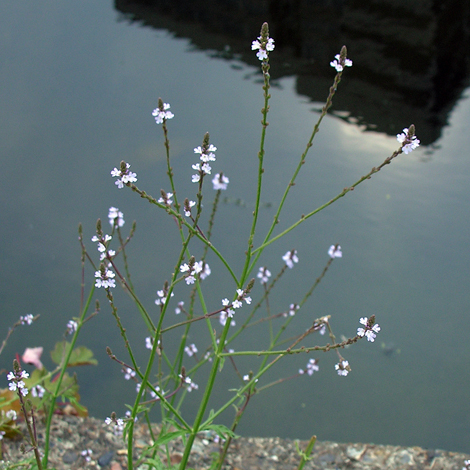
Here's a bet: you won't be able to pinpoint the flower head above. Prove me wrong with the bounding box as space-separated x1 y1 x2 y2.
184 343 198 357
357 316 381 342
20 314 34 325
111 161 137 189
212 173 229 190
299 358 319 376
330 46 352 72
328 244 342 259
252 23 275 61
94 265 116 289
335 359 350 376
7 369 29 396
108 207 125 227
282 249 299 269
66 320 78 335
397 125 420 154
257 266 271 285
152 100 174 124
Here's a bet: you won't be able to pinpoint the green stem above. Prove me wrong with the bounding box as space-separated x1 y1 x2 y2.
42 286 95 467
253 148 402 254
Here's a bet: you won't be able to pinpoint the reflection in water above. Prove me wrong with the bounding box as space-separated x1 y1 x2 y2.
116 0 470 145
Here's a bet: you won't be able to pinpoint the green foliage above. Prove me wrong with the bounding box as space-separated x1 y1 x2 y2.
50 341 97 368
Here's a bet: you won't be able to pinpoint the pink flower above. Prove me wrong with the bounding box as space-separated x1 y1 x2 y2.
22 347 44 369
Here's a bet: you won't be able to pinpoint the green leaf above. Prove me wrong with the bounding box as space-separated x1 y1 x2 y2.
50 341 97 367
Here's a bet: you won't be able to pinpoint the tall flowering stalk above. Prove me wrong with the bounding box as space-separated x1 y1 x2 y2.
76 21 420 470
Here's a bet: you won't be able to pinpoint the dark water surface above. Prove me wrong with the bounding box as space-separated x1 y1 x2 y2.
1 0 470 453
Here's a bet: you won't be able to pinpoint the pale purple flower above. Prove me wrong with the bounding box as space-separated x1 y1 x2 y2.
252 36 275 60
111 162 137 189
152 102 174 124
212 173 229 190
31 384 46 398
155 288 174 306
328 245 342 258
180 375 198 392
184 343 198 357
180 260 203 285
284 303 299 317
6 410 17 421
184 200 196 217
20 314 34 325
175 301 184 315
195 261 211 280
257 267 271 285
219 310 236 327
305 358 319 375
335 360 350 376
330 53 353 72
108 207 125 227
66 320 78 335
158 192 173 206
282 249 299 269
194 144 217 162
122 367 136 380
94 267 116 289
7 370 29 396
397 128 420 154
81 449 93 462
357 317 381 342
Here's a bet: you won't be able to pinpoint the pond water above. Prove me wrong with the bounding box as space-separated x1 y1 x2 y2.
1 0 470 454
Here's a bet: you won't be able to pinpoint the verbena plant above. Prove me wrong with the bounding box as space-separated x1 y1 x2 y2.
2 22 421 470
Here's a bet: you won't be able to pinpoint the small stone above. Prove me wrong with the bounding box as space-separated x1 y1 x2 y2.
62 450 79 464
98 450 114 466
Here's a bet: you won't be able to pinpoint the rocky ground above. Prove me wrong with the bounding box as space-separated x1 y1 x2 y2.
1 415 469 470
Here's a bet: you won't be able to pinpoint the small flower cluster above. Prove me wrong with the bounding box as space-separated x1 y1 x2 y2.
184 199 196 217
220 288 252 326
180 375 198 392
257 266 271 285
152 101 174 124
192 143 217 183
330 51 353 72
7 369 29 397
184 343 198 357
94 264 116 289
20 314 34 325
328 244 342 259
299 358 319 376
397 127 420 154
335 359 350 377
283 303 299 317
175 301 184 315
111 161 137 189
282 249 299 269
462 459 470 470
81 449 93 462
108 207 125 227
105 413 125 436
313 316 329 335
251 34 275 61
31 384 46 398
155 283 174 306
357 316 381 342
158 190 173 206
212 173 229 191
122 367 136 381
66 320 78 335
180 259 211 285
91 233 114 261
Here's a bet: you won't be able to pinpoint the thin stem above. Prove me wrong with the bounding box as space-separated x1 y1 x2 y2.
253 148 402 254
